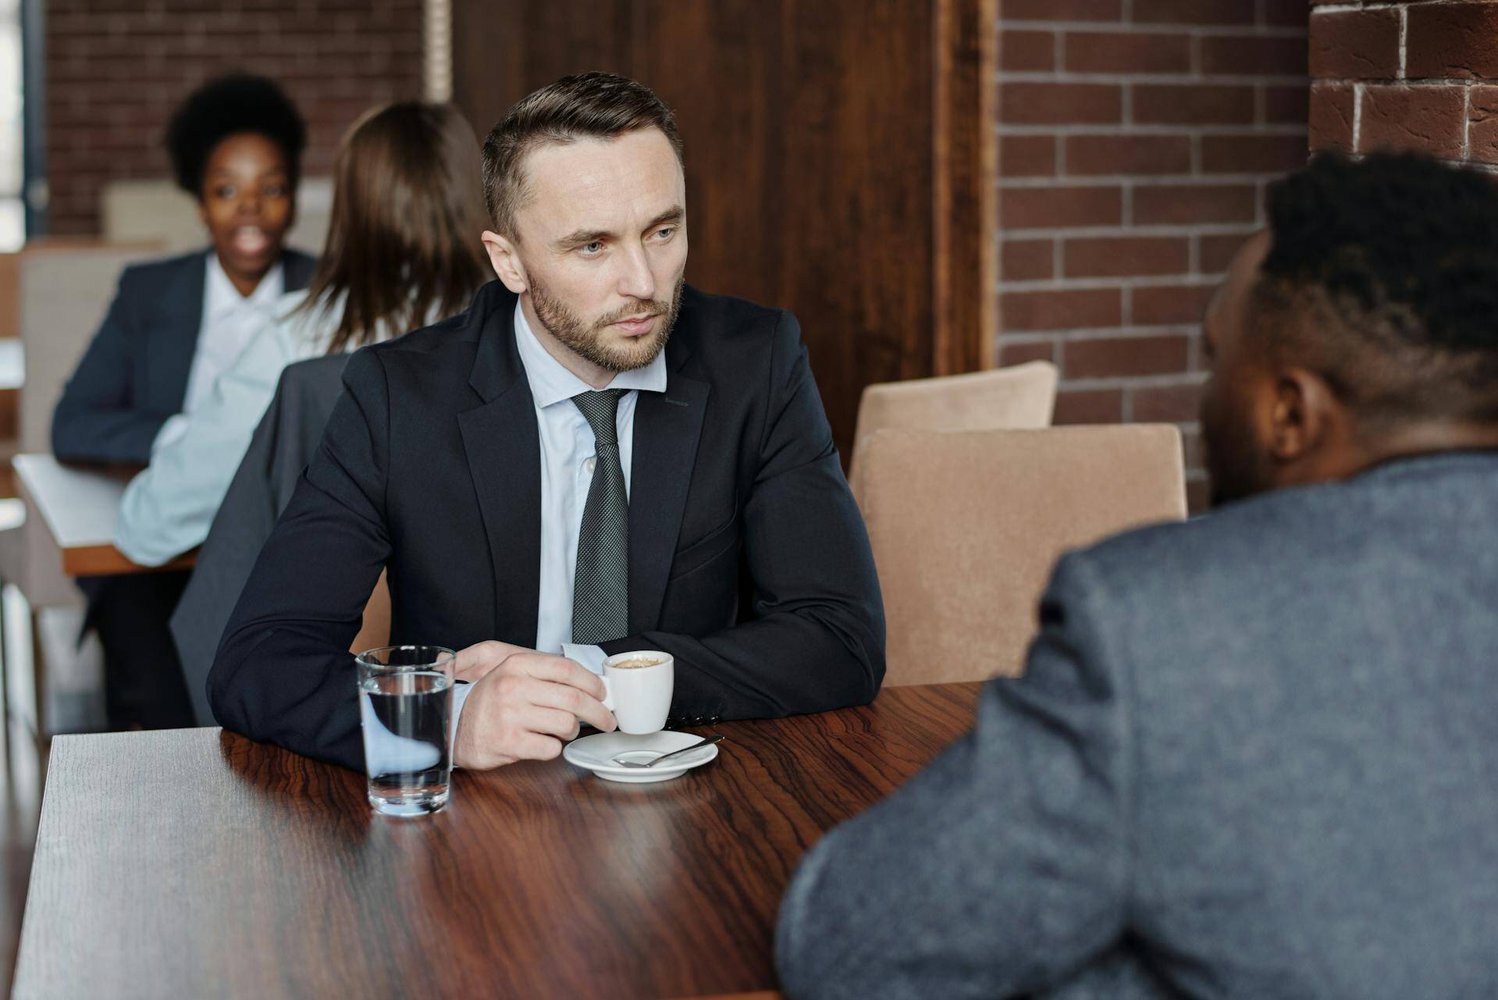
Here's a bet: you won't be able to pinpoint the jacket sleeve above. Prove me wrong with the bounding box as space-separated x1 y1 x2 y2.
774 553 1131 1000
207 348 391 771
114 323 292 565
51 268 173 464
599 311 886 721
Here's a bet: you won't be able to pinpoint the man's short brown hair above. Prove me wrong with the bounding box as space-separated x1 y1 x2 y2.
481 72 685 237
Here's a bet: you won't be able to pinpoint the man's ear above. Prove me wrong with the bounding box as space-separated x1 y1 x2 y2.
481 230 527 294
1268 367 1340 463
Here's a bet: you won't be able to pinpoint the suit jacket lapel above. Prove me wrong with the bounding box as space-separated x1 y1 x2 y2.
457 292 543 647
153 254 208 411
629 366 709 634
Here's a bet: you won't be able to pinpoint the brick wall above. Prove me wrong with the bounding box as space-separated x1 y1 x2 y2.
1310 1 1498 167
995 0 1309 509
45 0 426 236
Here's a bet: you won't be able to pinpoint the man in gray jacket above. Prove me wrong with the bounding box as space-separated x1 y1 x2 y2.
776 151 1498 998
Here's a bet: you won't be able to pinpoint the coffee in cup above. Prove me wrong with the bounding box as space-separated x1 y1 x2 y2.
610 656 665 669
601 650 674 734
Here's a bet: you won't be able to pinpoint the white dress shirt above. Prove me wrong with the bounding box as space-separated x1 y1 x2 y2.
449 302 668 731
188 254 286 410
513 301 668 662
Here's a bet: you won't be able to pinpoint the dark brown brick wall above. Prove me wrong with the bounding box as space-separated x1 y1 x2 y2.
45 0 426 235
1309 1 1498 166
997 3 1309 509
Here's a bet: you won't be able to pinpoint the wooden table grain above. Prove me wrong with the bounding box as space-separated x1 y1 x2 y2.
12 682 982 999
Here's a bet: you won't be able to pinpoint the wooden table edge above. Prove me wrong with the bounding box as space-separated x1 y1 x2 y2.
60 542 196 576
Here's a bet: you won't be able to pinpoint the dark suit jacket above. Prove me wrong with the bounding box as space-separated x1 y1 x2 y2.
777 451 1498 999
52 248 316 464
171 354 351 727
209 281 886 771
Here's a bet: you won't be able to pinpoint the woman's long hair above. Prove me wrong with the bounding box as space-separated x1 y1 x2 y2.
302 102 490 353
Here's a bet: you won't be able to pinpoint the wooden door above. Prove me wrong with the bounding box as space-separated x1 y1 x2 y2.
451 0 994 457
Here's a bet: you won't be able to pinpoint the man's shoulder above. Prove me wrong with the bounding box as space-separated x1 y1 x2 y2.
677 285 792 348
1078 452 1498 582
1054 453 1498 676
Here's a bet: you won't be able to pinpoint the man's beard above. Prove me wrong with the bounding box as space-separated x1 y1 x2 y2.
531 275 684 373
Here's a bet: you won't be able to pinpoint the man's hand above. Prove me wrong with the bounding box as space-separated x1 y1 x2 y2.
452 640 616 770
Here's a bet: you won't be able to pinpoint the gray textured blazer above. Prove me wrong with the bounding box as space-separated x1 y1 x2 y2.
777 450 1498 999
171 354 351 726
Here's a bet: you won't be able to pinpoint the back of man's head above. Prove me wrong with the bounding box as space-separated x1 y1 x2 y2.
1261 152 1498 427
1201 152 1498 504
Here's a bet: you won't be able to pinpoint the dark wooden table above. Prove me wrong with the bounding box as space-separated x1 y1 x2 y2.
11 682 982 999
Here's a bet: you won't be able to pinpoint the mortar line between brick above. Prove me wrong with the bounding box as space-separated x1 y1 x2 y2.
1352 82 1365 152
1397 6 1408 82
1463 85 1472 161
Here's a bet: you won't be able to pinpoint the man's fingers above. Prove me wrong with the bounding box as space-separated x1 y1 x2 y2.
526 705 583 741
505 652 608 700
454 639 532 682
509 731 565 762
522 677 615 733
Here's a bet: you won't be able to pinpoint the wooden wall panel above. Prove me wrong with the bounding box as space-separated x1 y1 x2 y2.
451 0 994 456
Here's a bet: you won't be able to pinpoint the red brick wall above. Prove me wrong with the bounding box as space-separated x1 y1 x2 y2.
1310 1 1498 166
45 0 426 236
996 0 1309 509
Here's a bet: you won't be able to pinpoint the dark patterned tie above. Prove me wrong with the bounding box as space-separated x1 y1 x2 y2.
571 389 629 644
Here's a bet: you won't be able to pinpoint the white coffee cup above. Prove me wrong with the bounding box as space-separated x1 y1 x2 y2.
601 650 674 734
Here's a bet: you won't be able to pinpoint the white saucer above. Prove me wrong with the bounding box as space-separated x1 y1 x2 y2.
563 730 720 784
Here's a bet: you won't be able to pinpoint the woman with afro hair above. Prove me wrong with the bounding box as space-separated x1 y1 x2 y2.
53 73 315 731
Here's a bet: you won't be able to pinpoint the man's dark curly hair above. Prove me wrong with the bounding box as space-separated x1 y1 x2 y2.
1252 151 1498 426
164 73 306 196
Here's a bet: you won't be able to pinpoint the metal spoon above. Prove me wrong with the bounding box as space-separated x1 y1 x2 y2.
611 734 725 769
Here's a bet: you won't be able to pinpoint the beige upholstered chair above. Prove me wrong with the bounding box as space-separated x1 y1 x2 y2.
1 242 166 610
848 361 1058 502
860 425 1187 686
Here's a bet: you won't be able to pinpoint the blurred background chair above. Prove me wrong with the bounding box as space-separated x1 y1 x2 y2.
0 241 165 736
847 361 1057 502
859 424 1187 686
101 178 333 255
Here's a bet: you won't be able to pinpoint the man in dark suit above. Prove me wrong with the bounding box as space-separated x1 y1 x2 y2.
776 152 1498 998
210 73 885 771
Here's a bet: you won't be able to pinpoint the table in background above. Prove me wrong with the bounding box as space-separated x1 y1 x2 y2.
11 453 194 575
11 682 982 999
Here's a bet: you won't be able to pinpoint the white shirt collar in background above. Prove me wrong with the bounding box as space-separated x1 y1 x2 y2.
182 251 285 416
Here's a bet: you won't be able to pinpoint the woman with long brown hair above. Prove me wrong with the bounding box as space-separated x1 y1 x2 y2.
116 102 489 567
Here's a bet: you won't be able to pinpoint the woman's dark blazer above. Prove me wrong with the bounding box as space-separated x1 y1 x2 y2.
51 247 316 464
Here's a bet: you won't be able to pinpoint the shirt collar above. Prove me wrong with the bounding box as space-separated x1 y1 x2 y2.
513 300 668 409
204 251 286 322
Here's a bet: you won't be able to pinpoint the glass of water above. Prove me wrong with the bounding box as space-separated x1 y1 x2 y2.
355 645 457 817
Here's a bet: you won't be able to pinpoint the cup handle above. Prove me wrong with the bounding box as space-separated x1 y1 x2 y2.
600 675 614 712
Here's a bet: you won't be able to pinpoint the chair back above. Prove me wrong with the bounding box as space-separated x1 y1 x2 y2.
102 177 333 254
19 242 165 453
860 425 1187 686
848 361 1057 501
1 242 164 608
